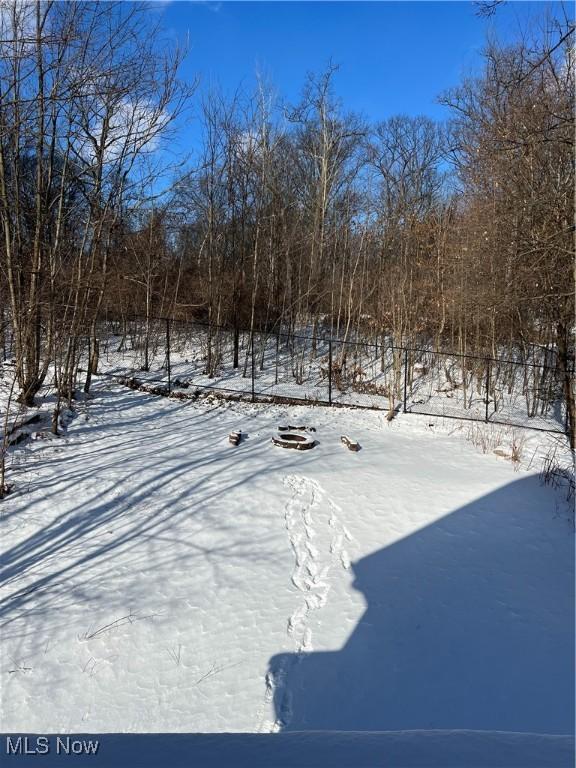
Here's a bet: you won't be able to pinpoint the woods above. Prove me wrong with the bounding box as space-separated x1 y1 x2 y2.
0 1 191 408
0 2 574 442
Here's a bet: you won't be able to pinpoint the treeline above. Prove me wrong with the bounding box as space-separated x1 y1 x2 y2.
0 1 191 405
0 2 574 440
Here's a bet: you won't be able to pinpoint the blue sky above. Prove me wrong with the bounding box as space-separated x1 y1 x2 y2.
152 1 571 160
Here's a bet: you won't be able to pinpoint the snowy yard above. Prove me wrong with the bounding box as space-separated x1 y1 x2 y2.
0 380 574 742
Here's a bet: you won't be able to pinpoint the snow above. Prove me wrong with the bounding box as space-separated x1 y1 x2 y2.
0 379 574 761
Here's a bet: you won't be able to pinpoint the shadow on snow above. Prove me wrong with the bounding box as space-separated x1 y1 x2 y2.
269 475 574 736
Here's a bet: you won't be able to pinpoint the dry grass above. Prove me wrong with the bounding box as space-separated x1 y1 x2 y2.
465 422 526 470
540 443 575 505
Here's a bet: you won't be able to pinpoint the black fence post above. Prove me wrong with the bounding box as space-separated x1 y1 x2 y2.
251 332 255 403
485 357 491 422
403 347 408 413
233 326 239 369
328 339 333 406
166 318 171 394
84 335 91 392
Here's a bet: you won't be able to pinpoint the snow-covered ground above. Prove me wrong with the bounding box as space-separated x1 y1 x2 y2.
0 378 574 759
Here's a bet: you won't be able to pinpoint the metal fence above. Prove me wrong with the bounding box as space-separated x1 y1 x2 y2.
402 347 568 433
91 316 570 435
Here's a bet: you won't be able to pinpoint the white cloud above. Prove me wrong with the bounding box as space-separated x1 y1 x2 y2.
0 0 35 56
72 97 169 168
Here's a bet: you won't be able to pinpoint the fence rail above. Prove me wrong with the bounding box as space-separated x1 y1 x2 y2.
86 315 571 436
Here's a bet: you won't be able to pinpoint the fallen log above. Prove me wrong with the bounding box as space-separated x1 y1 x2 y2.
341 435 360 452
278 424 316 432
229 430 242 446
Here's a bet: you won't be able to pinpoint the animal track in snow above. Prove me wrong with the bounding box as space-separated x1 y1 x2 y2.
283 475 325 652
258 475 356 732
327 499 355 573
